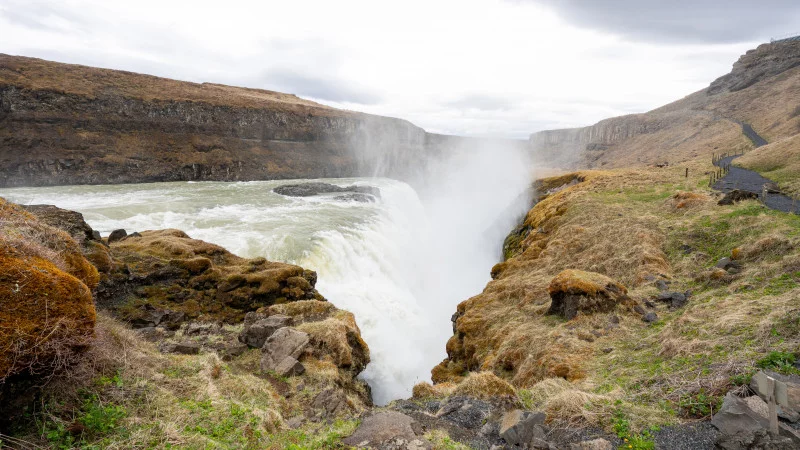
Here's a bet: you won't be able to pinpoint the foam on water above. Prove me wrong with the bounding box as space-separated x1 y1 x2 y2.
1 149 531 404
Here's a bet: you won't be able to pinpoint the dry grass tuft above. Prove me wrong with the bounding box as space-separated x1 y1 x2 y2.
412 381 456 400
451 372 517 400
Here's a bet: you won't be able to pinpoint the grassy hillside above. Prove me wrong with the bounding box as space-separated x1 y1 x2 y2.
433 166 800 440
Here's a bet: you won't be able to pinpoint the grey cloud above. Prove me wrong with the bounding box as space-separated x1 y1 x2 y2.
0 0 90 33
445 94 513 111
531 0 800 44
258 70 381 105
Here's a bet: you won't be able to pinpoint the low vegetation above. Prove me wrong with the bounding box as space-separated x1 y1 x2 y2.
434 164 800 435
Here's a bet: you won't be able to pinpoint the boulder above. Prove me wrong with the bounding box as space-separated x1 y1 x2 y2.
108 229 128 243
158 341 200 355
260 327 309 377
312 388 348 416
239 314 293 348
642 312 659 323
712 393 800 446
342 411 430 449
498 409 547 446
435 396 492 430
716 429 795 450
716 257 743 274
129 304 186 330
655 291 691 309
547 270 632 320
718 190 758 205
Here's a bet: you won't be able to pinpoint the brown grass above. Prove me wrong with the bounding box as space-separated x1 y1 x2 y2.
0 54 350 116
450 372 517 400
433 165 800 432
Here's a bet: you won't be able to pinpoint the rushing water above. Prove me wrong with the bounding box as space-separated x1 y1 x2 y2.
1 149 531 404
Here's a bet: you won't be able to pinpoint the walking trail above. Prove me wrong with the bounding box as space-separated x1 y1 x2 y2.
712 122 797 213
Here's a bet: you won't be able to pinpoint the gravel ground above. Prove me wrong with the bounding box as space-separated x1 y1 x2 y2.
653 422 719 450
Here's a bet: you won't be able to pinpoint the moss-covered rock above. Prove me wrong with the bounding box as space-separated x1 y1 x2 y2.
547 269 632 320
0 199 97 381
97 229 325 324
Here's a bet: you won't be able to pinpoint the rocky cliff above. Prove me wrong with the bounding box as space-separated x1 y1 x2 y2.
0 55 523 187
530 39 800 169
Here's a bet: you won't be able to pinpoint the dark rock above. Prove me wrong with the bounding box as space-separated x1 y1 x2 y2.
273 182 381 198
184 322 219 336
633 304 646 315
644 300 656 308
712 393 800 447
92 230 102 241
643 312 659 323
435 396 492 430
716 429 796 450
221 341 248 360
718 190 759 205
260 327 309 377
709 40 800 95
655 291 690 309
312 388 348 416
342 411 430 449
159 341 200 355
22 204 99 245
655 279 670 291
126 231 142 239
108 229 128 243
129 304 185 329
239 314 293 348
547 270 632 320
717 257 743 274
499 409 546 446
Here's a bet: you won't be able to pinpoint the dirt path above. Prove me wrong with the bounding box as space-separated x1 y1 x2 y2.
713 123 797 213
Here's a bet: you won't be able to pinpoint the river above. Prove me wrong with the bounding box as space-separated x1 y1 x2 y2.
1 150 532 404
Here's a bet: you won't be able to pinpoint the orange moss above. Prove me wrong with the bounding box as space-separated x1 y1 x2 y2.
547 269 627 298
0 251 96 379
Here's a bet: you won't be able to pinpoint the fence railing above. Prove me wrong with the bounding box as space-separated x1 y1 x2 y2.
770 32 800 43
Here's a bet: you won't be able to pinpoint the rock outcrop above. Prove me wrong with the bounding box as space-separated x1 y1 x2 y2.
708 40 800 95
529 39 800 169
546 269 632 320
96 229 324 324
0 199 97 383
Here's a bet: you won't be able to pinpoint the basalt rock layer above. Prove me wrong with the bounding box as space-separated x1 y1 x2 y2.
0 54 525 188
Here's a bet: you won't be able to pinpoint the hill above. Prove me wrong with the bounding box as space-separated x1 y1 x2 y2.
530 40 800 171
0 55 525 187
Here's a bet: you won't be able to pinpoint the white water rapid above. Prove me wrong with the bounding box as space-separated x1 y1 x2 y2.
1 146 532 404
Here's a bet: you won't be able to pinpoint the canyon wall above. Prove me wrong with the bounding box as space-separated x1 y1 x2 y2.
0 54 525 187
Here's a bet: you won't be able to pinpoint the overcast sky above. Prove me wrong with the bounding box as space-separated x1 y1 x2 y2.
1 0 799 138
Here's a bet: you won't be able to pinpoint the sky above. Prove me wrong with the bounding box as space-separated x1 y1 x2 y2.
1 0 799 138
